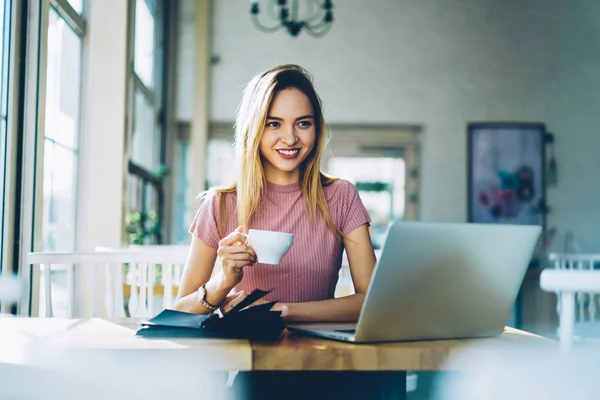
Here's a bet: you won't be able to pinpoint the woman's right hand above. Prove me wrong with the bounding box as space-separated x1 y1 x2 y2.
217 226 257 290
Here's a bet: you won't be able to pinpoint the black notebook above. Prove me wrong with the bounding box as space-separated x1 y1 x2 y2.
135 289 286 341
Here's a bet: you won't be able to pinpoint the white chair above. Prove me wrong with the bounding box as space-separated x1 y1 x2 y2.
95 245 224 305
546 253 600 342
95 245 190 302
540 268 600 353
27 251 189 319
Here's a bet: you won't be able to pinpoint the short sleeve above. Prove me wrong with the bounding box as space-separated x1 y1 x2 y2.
339 180 371 236
189 191 222 249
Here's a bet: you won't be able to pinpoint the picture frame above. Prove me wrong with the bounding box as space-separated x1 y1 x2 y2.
467 122 547 230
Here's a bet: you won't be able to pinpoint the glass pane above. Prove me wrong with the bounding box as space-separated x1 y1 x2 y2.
40 141 77 318
206 139 236 188
0 0 6 115
42 140 77 252
45 9 82 149
0 0 7 265
128 175 140 212
173 140 190 244
0 118 5 264
328 157 405 249
66 0 83 14
40 10 82 318
144 184 159 244
134 0 155 88
125 176 161 245
131 88 160 170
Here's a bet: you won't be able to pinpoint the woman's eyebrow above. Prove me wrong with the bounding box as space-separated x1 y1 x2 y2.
266 115 314 121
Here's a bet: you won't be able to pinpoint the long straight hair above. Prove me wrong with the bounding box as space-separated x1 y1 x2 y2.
213 64 337 234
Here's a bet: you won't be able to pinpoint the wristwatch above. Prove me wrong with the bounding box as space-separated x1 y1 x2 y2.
196 283 219 312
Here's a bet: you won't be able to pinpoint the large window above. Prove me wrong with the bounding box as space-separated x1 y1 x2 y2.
127 0 168 245
39 1 84 317
327 156 405 249
42 8 82 252
0 0 11 268
131 0 161 170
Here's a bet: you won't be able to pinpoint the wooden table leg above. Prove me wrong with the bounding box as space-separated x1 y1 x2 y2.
232 370 407 400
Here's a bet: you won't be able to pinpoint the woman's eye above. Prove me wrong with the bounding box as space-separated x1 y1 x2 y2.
266 121 280 128
298 120 312 128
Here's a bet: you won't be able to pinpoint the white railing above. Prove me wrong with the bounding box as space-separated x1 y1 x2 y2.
542 253 600 353
95 245 190 306
27 250 189 319
548 253 600 324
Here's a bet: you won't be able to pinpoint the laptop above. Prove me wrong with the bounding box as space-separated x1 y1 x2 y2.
288 221 542 343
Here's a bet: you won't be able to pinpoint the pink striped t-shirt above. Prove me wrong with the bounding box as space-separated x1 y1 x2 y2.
189 179 371 303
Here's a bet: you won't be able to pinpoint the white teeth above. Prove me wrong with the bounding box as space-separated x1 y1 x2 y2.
278 149 299 156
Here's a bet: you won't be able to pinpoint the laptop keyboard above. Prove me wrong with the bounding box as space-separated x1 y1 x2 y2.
334 329 356 334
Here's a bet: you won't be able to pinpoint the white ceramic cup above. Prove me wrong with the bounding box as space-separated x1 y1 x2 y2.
243 229 294 265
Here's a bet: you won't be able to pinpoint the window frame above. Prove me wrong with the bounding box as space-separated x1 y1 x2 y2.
0 0 17 314
0 0 13 273
19 0 86 316
50 0 85 36
126 0 170 245
130 0 164 169
42 2 84 250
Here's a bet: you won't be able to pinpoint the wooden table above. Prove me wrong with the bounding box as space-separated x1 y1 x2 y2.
247 325 553 399
253 325 549 371
0 317 252 399
0 318 553 399
0 317 252 370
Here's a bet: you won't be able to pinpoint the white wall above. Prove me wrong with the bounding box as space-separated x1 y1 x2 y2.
200 0 600 251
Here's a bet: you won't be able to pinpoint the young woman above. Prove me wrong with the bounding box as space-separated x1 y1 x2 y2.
173 64 376 322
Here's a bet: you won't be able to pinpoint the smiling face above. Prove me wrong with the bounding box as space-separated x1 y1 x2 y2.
259 87 316 184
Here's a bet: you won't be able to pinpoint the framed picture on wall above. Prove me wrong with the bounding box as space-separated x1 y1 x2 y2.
467 122 547 229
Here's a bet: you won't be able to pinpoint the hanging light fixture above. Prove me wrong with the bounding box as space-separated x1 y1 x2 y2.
249 0 334 38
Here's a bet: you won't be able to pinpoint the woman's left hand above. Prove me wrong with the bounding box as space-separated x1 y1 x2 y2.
220 291 288 318
219 291 249 314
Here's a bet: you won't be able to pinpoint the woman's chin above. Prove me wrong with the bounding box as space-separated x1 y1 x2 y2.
271 158 303 172
275 166 301 174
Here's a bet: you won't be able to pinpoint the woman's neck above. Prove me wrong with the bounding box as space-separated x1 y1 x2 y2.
264 167 301 185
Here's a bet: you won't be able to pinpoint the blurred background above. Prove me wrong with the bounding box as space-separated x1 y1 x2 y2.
0 0 599 352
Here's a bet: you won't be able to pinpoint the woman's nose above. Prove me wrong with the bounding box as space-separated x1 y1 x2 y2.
280 125 298 145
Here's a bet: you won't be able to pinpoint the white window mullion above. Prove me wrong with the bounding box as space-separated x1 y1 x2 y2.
17 0 51 317
0 0 20 314
76 0 128 317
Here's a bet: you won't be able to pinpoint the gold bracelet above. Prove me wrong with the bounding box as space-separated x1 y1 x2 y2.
196 283 219 312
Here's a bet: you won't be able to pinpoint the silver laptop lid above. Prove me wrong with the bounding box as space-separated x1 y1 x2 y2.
354 222 541 342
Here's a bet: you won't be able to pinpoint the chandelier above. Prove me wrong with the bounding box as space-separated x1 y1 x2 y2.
249 1 334 38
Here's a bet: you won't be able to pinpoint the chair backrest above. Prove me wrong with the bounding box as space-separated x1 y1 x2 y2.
95 244 222 287
95 245 190 303
128 244 191 252
541 264 600 353
27 251 189 319
548 252 600 323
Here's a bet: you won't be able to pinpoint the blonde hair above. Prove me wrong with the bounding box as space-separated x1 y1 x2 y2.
213 64 337 234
